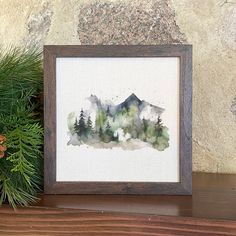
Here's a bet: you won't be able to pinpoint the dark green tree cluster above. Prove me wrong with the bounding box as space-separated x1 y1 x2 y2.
74 109 94 138
155 115 163 136
73 104 169 151
0 48 43 208
140 115 169 151
99 121 117 143
74 109 117 143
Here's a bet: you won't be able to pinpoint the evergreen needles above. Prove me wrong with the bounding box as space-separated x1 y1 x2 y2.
0 47 43 208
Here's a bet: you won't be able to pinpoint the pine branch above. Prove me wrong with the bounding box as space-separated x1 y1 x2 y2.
0 47 43 208
0 47 42 116
0 173 38 208
6 123 43 185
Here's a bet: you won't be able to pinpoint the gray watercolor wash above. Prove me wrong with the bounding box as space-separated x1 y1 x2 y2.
67 94 170 151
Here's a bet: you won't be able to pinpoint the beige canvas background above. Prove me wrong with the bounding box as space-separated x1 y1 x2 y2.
56 57 180 182
0 0 235 173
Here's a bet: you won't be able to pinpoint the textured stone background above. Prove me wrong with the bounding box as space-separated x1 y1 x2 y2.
0 0 235 173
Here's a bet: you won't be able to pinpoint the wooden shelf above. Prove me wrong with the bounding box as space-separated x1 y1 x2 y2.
1 173 236 235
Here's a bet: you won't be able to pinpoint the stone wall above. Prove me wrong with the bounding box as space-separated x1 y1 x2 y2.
1 0 235 173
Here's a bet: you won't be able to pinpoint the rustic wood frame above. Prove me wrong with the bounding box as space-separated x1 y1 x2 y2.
44 45 192 195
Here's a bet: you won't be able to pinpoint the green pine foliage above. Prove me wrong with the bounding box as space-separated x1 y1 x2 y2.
73 104 169 151
86 116 93 135
0 47 43 208
77 109 87 136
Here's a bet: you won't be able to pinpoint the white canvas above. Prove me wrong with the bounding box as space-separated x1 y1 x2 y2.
56 57 180 182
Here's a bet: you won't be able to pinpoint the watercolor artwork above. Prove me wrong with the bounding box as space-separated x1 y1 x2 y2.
56 57 180 182
67 93 169 151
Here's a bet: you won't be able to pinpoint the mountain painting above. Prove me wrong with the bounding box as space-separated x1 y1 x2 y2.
67 93 169 151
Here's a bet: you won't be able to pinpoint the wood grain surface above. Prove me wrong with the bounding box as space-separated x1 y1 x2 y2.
1 205 236 236
1 173 236 235
37 173 236 221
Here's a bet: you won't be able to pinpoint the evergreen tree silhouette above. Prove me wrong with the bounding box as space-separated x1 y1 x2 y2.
106 106 111 116
142 118 148 133
78 109 87 136
157 115 162 125
142 118 148 142
155 115 163 136
74 118 79 134
86 116 93 134
99 127 103 139
105 121 113 137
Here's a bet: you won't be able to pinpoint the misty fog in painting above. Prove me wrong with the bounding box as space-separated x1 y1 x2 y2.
67 93 169 151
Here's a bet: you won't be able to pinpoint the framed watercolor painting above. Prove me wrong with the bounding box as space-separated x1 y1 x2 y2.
44 45 192 195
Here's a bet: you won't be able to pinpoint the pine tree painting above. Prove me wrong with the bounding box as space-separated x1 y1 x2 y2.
77 109 87 137
68 94 169 151
86 116 93 135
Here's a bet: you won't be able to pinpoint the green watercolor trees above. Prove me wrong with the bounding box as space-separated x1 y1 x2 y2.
72 104 169 151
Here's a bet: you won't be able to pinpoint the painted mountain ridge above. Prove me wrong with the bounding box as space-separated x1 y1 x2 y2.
68 94 169 151
88 93 164 119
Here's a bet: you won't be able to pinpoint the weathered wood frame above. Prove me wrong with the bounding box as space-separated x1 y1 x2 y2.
44 45 192 195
